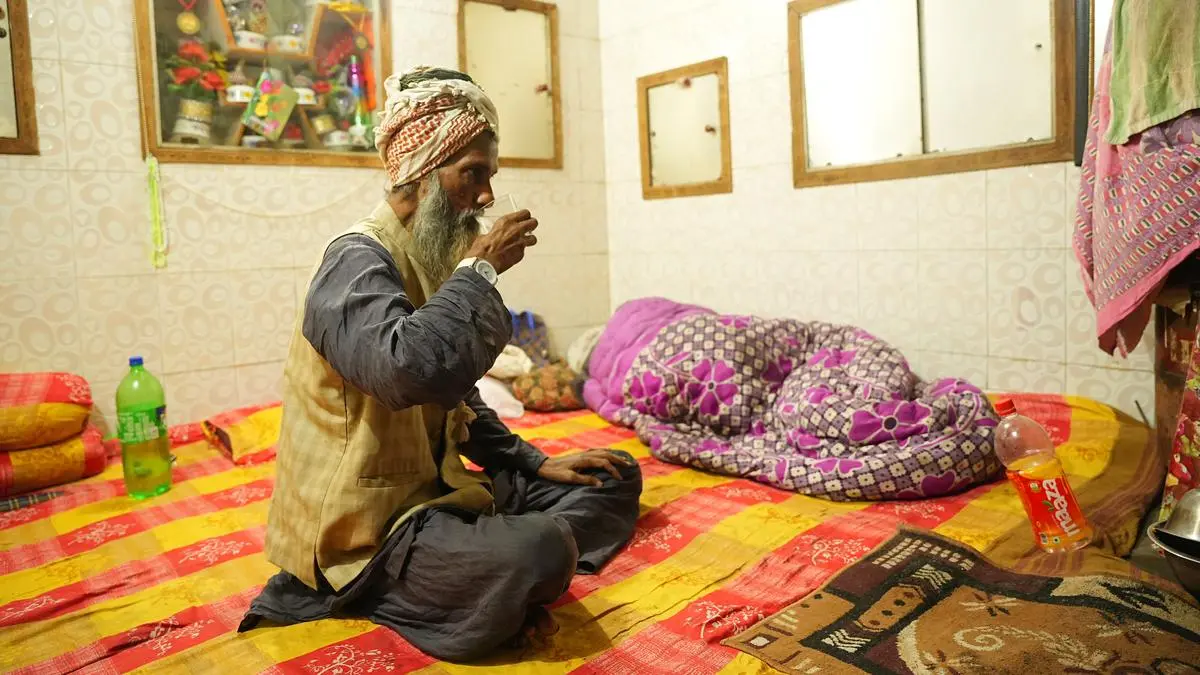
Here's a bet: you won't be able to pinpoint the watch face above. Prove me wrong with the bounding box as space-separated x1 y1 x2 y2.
474 260 497 283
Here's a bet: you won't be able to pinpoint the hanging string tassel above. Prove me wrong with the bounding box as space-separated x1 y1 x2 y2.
146 155 168 269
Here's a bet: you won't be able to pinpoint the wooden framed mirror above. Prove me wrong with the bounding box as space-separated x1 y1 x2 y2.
459 0 562 169
133 0 392 167
636 57 732 200
0 0 39 155
789 0 1078 188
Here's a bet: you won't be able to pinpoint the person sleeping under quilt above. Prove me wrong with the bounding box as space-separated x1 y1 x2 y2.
583 297 1002 501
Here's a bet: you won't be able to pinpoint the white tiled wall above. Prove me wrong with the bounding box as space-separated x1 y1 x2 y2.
2 0 1153 429
1 0 607 429
598 0 1153 419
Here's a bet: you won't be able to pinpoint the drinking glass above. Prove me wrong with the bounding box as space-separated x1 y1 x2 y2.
477 194 519 234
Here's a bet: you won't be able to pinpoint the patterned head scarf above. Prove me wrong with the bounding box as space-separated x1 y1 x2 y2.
375 66 500 190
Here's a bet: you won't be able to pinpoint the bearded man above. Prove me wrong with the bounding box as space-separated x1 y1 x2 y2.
237 66 642 662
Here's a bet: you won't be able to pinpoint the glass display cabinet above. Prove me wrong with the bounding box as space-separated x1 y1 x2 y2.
134 0 391 167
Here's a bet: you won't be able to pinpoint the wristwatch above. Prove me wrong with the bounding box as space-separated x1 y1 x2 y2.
457 257 498 285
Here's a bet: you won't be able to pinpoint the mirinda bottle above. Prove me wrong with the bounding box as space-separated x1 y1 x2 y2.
993 398 1093 552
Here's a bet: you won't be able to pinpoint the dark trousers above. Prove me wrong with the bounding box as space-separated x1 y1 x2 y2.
240 453 642 663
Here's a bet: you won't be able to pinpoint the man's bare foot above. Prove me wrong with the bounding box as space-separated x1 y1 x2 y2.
528 606 559 637
503 607 559 650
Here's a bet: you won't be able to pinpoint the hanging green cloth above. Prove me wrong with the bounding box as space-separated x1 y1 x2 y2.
1106 0 1200 144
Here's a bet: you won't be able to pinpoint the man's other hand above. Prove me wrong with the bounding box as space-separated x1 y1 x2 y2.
466 209 538 274
537 449 634 487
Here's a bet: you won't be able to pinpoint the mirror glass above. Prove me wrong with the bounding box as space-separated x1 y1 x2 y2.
801 0 923 168
646 73 723 186
0 0 19 139
790 0 1070 187
462 0 557 163
922 0 1054 153
637 57 731 199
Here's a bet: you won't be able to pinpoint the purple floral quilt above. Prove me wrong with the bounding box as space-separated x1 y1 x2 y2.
583 298 1002 501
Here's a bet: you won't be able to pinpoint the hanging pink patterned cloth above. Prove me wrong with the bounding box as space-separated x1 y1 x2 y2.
1074 38 1200 355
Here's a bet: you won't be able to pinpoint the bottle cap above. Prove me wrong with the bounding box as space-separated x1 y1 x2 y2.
129 356 144 367
993 398 1016 417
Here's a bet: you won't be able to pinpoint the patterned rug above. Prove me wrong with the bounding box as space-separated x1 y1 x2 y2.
725 528 1200 674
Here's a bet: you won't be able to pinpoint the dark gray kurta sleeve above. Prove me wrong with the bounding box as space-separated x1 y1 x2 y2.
302 234 511 411
461 387 548 475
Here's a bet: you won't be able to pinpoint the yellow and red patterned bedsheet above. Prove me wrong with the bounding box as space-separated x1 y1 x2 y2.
0 394 1164 674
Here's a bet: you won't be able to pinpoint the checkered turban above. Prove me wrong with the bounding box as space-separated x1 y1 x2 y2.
375 66 500 190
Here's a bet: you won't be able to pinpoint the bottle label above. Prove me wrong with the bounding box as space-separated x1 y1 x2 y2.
1006 469 1090 549
117 405 167 445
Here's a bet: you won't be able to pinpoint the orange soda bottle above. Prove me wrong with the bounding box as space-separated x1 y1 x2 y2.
993 398 1093 552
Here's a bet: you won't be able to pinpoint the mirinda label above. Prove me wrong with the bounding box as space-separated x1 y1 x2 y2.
1006 467 1093 551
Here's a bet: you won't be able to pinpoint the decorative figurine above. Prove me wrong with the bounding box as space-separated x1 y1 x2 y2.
291 70 317 106
324 129 352 152
247 0 269 34
310 112 336 138
229 0 267 51
225 60 255 104
346 54 372 150
268 5 306 54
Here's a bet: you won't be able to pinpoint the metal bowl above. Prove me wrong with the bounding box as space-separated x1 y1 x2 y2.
1161 488 1200 544
1147 521 1200 600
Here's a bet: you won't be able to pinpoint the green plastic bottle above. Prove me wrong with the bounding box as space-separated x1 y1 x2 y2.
116 356 172 499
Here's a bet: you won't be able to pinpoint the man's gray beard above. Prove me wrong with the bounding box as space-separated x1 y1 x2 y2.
409 176 482 287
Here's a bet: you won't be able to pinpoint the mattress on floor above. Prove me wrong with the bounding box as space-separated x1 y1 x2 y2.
0 394 1165 674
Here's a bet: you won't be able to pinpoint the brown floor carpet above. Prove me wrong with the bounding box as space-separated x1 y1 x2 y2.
725 527 1200 674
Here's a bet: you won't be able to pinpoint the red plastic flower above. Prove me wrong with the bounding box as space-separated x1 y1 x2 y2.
199 70 224 91
177 41 210 63
172 66 201 84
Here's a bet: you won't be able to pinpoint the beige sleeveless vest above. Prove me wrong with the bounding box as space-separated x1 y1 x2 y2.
265 202 494 591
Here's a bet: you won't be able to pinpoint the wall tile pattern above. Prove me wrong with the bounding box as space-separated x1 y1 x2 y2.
598 0 1152 420
2 0 1154 429
1 0 607 430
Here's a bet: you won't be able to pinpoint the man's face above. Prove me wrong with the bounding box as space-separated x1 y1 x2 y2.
432 132 499 213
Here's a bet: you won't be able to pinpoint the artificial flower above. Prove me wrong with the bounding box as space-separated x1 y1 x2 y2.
172 66 201 85
177 40 210 63
199 70 224 91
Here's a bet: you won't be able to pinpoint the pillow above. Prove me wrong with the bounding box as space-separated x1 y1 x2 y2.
511 363 586 412
488 344 534 381
0 372 93 451
566 326 605 375
0 424 108 497
202 402 282 465
476 376 524 419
